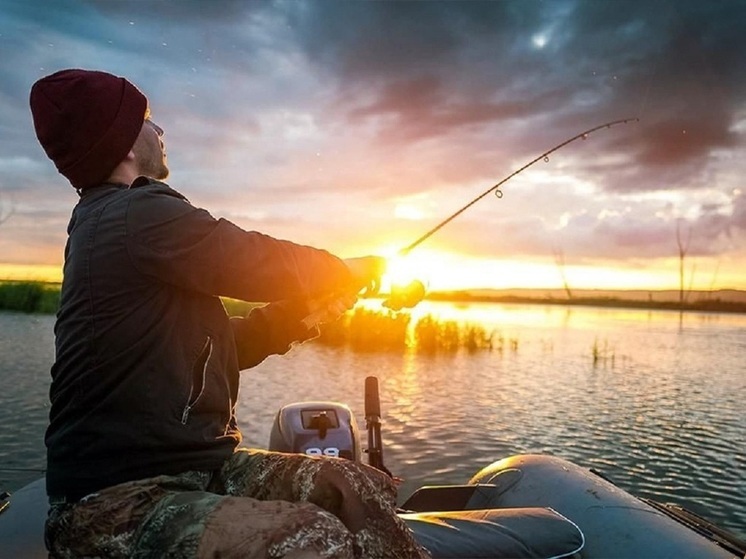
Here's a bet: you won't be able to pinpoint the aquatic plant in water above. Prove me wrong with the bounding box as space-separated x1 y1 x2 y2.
318 309 495 354
592 338 615 368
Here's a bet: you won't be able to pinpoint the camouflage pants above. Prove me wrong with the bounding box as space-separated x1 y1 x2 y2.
45 449 431 559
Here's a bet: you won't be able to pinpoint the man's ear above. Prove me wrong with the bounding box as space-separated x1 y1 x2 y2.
104 148 139 185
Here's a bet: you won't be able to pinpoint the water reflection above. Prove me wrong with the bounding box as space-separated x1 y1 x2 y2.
1 304 744 540
324 301 744 537
386 348 422 428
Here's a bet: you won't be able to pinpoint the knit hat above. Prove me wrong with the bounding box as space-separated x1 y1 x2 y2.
30 69 148 190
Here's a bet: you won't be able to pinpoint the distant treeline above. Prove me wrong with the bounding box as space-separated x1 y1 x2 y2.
0 281 60 313
4 281 746 316
427 291 746 314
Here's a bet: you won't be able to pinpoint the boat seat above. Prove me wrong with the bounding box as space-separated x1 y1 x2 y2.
401 507 585 559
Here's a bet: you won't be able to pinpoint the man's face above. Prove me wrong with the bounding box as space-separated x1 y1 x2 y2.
132 118 169 180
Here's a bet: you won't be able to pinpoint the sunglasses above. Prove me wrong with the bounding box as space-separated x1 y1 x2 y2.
145 119 164 137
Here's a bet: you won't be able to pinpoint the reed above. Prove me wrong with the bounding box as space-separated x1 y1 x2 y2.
0 281 60 313
414 314 495 353
318 307 411 351
592 337 615 367
317 308 494 353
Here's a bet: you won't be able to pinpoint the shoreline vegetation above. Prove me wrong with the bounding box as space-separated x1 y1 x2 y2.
427 288 746 314
0 281 60 315
3 280 745 315
3 280 745 354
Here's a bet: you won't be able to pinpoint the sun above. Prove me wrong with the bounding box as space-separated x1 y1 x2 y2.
376 245 471 293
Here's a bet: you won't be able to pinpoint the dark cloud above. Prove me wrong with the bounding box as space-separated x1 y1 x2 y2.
282 0 746 196
562 1 746 192
82 0 256 22
287 2 565 130
347 75 537 143
290 2 494 81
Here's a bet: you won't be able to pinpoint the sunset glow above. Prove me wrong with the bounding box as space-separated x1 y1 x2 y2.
0 250 742 295
0 264 62 284
376 251 736 293
1 1 745 294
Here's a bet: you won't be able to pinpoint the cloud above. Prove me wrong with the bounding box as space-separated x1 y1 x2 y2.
287 1 746 196
563 1 746 193
1 0 745 288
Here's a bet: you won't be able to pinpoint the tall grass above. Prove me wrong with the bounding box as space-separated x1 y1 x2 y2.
0 281 60 313
318 307 411 351
318 307 495 353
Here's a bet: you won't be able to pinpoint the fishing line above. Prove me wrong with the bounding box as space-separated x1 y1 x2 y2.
399 118 639 256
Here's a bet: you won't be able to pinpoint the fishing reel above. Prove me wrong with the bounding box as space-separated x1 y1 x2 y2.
383 279 426 311
268 377 390 475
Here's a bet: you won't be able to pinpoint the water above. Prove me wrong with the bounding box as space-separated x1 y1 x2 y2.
0 303 744 539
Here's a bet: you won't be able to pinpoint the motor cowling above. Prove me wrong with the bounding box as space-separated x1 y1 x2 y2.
268 401 361 461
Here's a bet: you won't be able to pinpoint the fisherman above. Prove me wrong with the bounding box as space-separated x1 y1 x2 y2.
30 69 431 559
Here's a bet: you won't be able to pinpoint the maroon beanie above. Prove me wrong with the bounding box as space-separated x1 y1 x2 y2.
30 69 148 190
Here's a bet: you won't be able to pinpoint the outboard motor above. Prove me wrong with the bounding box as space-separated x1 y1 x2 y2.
268 401 362 461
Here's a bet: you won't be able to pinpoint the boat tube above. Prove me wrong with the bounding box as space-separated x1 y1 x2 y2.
1 377 744 559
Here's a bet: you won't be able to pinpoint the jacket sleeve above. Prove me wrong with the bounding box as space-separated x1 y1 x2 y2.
124 183 354 302
230 299 319 370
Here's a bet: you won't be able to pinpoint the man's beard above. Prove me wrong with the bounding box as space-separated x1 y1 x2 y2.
141 157 169 181
133 139 169 180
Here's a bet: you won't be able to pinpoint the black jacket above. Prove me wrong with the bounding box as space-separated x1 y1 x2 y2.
46 177 353 500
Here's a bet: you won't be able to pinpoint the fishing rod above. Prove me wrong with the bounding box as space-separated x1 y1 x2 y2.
305 118 639 318
399 117 639 256
379 117 639 310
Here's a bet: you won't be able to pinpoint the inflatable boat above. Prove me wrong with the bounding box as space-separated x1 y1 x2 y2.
2 377 744 558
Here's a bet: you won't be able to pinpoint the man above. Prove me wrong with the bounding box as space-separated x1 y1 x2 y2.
30 69 430 559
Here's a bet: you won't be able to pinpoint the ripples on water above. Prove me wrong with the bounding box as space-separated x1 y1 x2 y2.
1 304 744 539
0 314 53 490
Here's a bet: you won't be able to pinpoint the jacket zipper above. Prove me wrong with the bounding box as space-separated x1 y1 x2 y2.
181 336 213 424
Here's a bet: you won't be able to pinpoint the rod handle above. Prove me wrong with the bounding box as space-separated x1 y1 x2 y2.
365 376 381 419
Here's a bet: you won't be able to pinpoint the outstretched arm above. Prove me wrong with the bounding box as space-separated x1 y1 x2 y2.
230 299 315 370
230 292 358 370
230 255 385 369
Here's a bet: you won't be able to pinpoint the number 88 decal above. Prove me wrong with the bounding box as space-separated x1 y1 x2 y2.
305 447 340 457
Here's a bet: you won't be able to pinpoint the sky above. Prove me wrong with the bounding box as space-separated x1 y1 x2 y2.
1 0 745 292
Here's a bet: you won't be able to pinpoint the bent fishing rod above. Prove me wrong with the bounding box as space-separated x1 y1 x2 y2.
399 117 639 256
305 117 639 319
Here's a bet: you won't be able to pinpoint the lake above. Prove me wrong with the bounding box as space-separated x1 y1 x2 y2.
0 302 744 540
